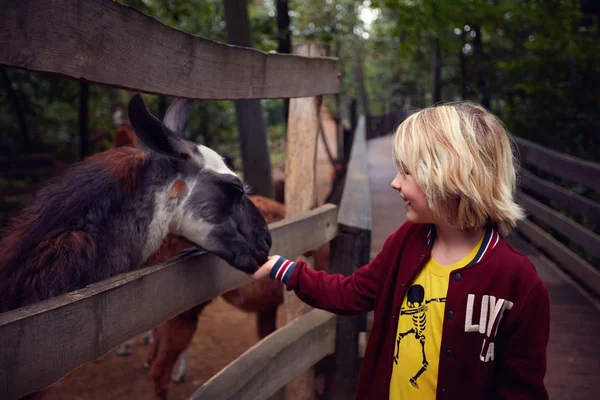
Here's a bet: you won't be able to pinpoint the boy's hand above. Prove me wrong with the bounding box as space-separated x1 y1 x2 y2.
253 255 281 280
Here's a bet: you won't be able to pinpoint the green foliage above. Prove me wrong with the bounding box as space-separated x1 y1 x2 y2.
368 0 600 162
2 0 598 166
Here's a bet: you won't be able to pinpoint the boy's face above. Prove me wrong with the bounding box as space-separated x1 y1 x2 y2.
391 171 433 224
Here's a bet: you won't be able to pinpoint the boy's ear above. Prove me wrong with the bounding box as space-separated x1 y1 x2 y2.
128 93 192 160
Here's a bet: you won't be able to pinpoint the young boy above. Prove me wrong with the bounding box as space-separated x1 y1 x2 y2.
253 102 550 400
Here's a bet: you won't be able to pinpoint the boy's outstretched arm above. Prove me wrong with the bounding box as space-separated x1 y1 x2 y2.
494 282 551 399
253 228 403 315
253 254 382 315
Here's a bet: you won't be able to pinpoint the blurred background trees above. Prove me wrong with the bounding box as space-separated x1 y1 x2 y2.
1 0 598 167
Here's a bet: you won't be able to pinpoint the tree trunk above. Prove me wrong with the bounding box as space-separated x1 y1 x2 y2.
79 81 90 160
432 37 441 104
276 0 292 125
460 27 468 100
473 25 490 109
223 0 273 199
1 68 31 148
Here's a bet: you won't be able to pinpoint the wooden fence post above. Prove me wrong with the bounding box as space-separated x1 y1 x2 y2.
323 116 371 399
284 42 330 400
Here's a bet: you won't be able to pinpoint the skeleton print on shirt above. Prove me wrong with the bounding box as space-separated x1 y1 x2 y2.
394 284 445 387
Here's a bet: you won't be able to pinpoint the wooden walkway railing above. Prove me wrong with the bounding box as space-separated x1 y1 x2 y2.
513 137 600 297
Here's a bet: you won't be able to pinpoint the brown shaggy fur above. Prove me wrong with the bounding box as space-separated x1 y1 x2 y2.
0 148 147 312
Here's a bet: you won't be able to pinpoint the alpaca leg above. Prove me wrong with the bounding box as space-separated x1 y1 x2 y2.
149 347 179 400
149 310 200 399
117 339 133 356
145 326 162 369
171 349 187 383
257 306 278 339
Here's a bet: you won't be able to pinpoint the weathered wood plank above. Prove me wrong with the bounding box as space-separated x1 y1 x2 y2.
519 169 600 227
517 192 600 259
0 204 338 400
188 309 336 400
338 116 372 231
0 0 341 100
324 227 371 399
514 137 600 192
282 42 329 400
516 218 600 298
284 43 328 216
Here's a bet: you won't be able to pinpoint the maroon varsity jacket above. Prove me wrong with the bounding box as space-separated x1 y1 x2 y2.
271 222 550 400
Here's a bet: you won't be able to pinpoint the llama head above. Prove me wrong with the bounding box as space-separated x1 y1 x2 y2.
128 94 271 273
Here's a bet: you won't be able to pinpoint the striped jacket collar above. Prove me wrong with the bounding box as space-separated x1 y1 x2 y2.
426 224 501 266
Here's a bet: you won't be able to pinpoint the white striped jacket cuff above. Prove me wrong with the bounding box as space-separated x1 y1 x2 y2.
269 257 296 285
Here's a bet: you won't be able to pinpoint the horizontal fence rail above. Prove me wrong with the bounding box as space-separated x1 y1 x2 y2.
1 0 341 100
514 137 600 297
514 136 600 192
516 192 600 260
190 309 336 400
0 205 338 399
517 219 600 291
519 169 600 227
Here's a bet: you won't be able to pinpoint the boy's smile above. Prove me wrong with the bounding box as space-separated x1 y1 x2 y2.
391 171 433 224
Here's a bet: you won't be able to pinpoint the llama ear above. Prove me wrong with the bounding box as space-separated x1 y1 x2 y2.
163 98 192 138
128 94 192 159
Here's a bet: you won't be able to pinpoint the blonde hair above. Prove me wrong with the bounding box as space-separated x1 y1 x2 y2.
393 101 524 235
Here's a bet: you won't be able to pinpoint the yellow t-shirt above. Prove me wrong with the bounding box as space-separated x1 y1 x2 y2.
389 234 484 400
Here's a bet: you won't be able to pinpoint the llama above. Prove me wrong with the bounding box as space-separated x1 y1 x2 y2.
0 94 272 399
107 108 329 399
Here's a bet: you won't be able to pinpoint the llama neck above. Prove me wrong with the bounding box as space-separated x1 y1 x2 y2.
0 150 177 311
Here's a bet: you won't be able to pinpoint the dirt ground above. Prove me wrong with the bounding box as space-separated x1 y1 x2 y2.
44 297 285 400
43 106 339 400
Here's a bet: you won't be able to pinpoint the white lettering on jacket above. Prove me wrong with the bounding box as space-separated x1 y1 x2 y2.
464 294 514 362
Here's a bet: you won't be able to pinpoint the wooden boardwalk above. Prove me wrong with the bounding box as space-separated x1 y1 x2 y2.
367 134 600 400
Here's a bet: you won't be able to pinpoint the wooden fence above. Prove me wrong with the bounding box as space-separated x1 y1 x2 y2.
513 137 600 296
0 0 376 399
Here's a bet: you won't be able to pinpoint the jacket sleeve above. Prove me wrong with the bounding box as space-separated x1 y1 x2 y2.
277 226 405 316
494 281 550 400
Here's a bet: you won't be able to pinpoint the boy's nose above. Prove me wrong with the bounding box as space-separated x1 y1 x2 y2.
391 172 402 191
